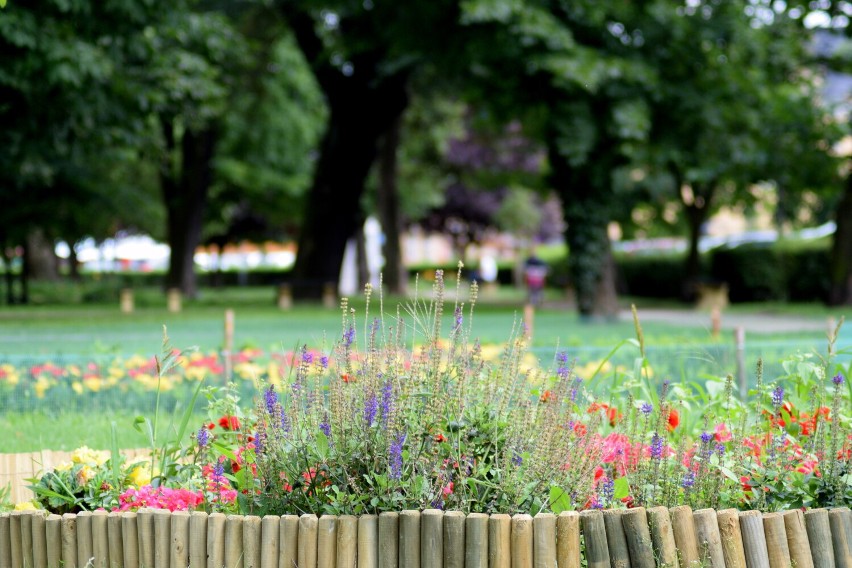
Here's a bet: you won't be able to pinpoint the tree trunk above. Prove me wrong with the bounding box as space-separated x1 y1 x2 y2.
25 228 58 281
355 218 368 290
68 245 80 281
680 182 715 301
829 179 852 305
161 118 217 300
377 115 407 295
290 74 409 298
20 243 29 304
0 246 14 305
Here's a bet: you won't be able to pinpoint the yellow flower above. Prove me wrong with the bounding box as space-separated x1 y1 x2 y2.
14 501 36 511
71 381 84 395
185 366 206 382
54 461 73 472
127 462 158 488
71 446 110 466
77 465 95 485
0 364 20 386
34 377 50 398
108 367 125 380
83 377 102 392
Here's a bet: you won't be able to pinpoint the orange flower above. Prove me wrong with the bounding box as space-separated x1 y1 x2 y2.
434 433 446 443
666 409 679 432
341 374 355 383
587 402 621 427
219 415 241 430
539 390 552 403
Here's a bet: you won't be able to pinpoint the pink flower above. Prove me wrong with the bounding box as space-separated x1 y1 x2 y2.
714 423 732 442
442 482 454 497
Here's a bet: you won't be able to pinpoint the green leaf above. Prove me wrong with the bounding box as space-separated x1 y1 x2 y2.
613 477 629 500
315 431 329 461
0 0 7 8
719 467 739 482
549 485 572 514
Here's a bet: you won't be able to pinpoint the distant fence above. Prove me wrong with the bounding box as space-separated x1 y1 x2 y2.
0 450 149 505
2 505 852 568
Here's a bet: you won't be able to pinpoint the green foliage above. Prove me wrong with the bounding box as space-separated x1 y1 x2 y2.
616 255 688 299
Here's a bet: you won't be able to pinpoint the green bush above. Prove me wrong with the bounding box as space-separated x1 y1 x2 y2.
710 245 787 302
615 255 686 298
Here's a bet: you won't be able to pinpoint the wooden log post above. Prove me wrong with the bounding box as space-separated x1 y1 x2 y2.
359 514 379 568
298 514 319 568
120 288 134 313
153 508 171 568
533 513 557 568
0 513 11 568
46 514 62 568
170 510 190 568
208 512 227 568
693 508 725 568
804 509 835 568
490 514 512 568
580 510 610 568
137 509 155 568
511 514 534 568
91 509 110 568
261 515 280 568
647 507 678 568
465 513 489 568
76 510 94 568
379 512 399 568
107 512 124 568
671 506 700 568
421 509 443 568
21 510 34 568
444 511 466 568
602 510 629 568
225 514 246 568
400 510 421 568
121 511 139 568
763 513 792 568
277 284 293 310
337 515 358 568
829 508 852 568
317 515 338 568
10 511 22 568
280 515 300 568
717 509 747 568
190 511 208 568
167 288 182 312
244 515 262 568
622 508 655 568
739 510 770 568
61 513 78 568
556 511 581 568
782 510 814 568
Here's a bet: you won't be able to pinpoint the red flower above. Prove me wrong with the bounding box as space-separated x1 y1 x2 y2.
587 402 621 426
231 461 241 473
219 415 241 430
442 482 454 497
434 433 446 443
206 422 215 430
342 374 355 383
540 390 553 403
573 422 587 436
666 409 679 432
740 476 753 495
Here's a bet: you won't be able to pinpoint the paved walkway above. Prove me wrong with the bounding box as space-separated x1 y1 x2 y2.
619 308 835 334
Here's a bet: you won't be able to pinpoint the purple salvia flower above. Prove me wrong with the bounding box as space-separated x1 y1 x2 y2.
196 427 209 449
700 432 712 445
771 386 784 409
281 413 291 434
212 462 225 484
556 351 570 379
650 433 664 459
833 373 845 386
302 351 314 364
344 325 355 348
320 355 329 369
600 476 615 504
681 471 696 488
453 306 463 331
512 453 523 466
265 387 278 415
255 431 265 455
319 416 331 437
380 381 394 426
389 433 406 480
364 392 378 426
431 499 445 510
715 443 725 457
640 403 653 416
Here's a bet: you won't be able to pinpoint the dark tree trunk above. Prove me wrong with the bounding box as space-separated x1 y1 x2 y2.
20 243 29 304
681 183 715 302
355 218 368 290
0 245 14 305
377 115 406 295
290 75 409 298
68 245 80 281
285 8 410 298
25 228 58 281
829 179 852 305
161 118 217 300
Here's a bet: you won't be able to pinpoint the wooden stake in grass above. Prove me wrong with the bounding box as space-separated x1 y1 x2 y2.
670 506 700 568
443 511 466 568
61 512 77 568
782 510 814 568
0 513 11 568
399 510 421 568
378 512 399 568
602 510 629 568
511 514 534 568
280 515 300 568
91 509 109 568
337 515 358 568
317 515 338 568
421 509 443 568
763 513 792 568
490 514 512 568
693 508 725 568
556 512 581 568
717 509 747 568
298 514 319 568
533 513 557 568
465 513 489 568
46 514 62 568
803 509 835 568
358 514 379 568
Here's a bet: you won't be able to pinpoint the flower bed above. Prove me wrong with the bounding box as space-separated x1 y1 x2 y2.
4 273 852 565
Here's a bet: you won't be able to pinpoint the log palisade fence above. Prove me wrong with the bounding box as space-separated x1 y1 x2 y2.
0 505 851 568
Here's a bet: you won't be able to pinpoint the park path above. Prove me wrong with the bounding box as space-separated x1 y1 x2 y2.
619 308 834 334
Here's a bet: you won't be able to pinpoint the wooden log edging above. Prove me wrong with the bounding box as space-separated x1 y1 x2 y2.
0 506 849 568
